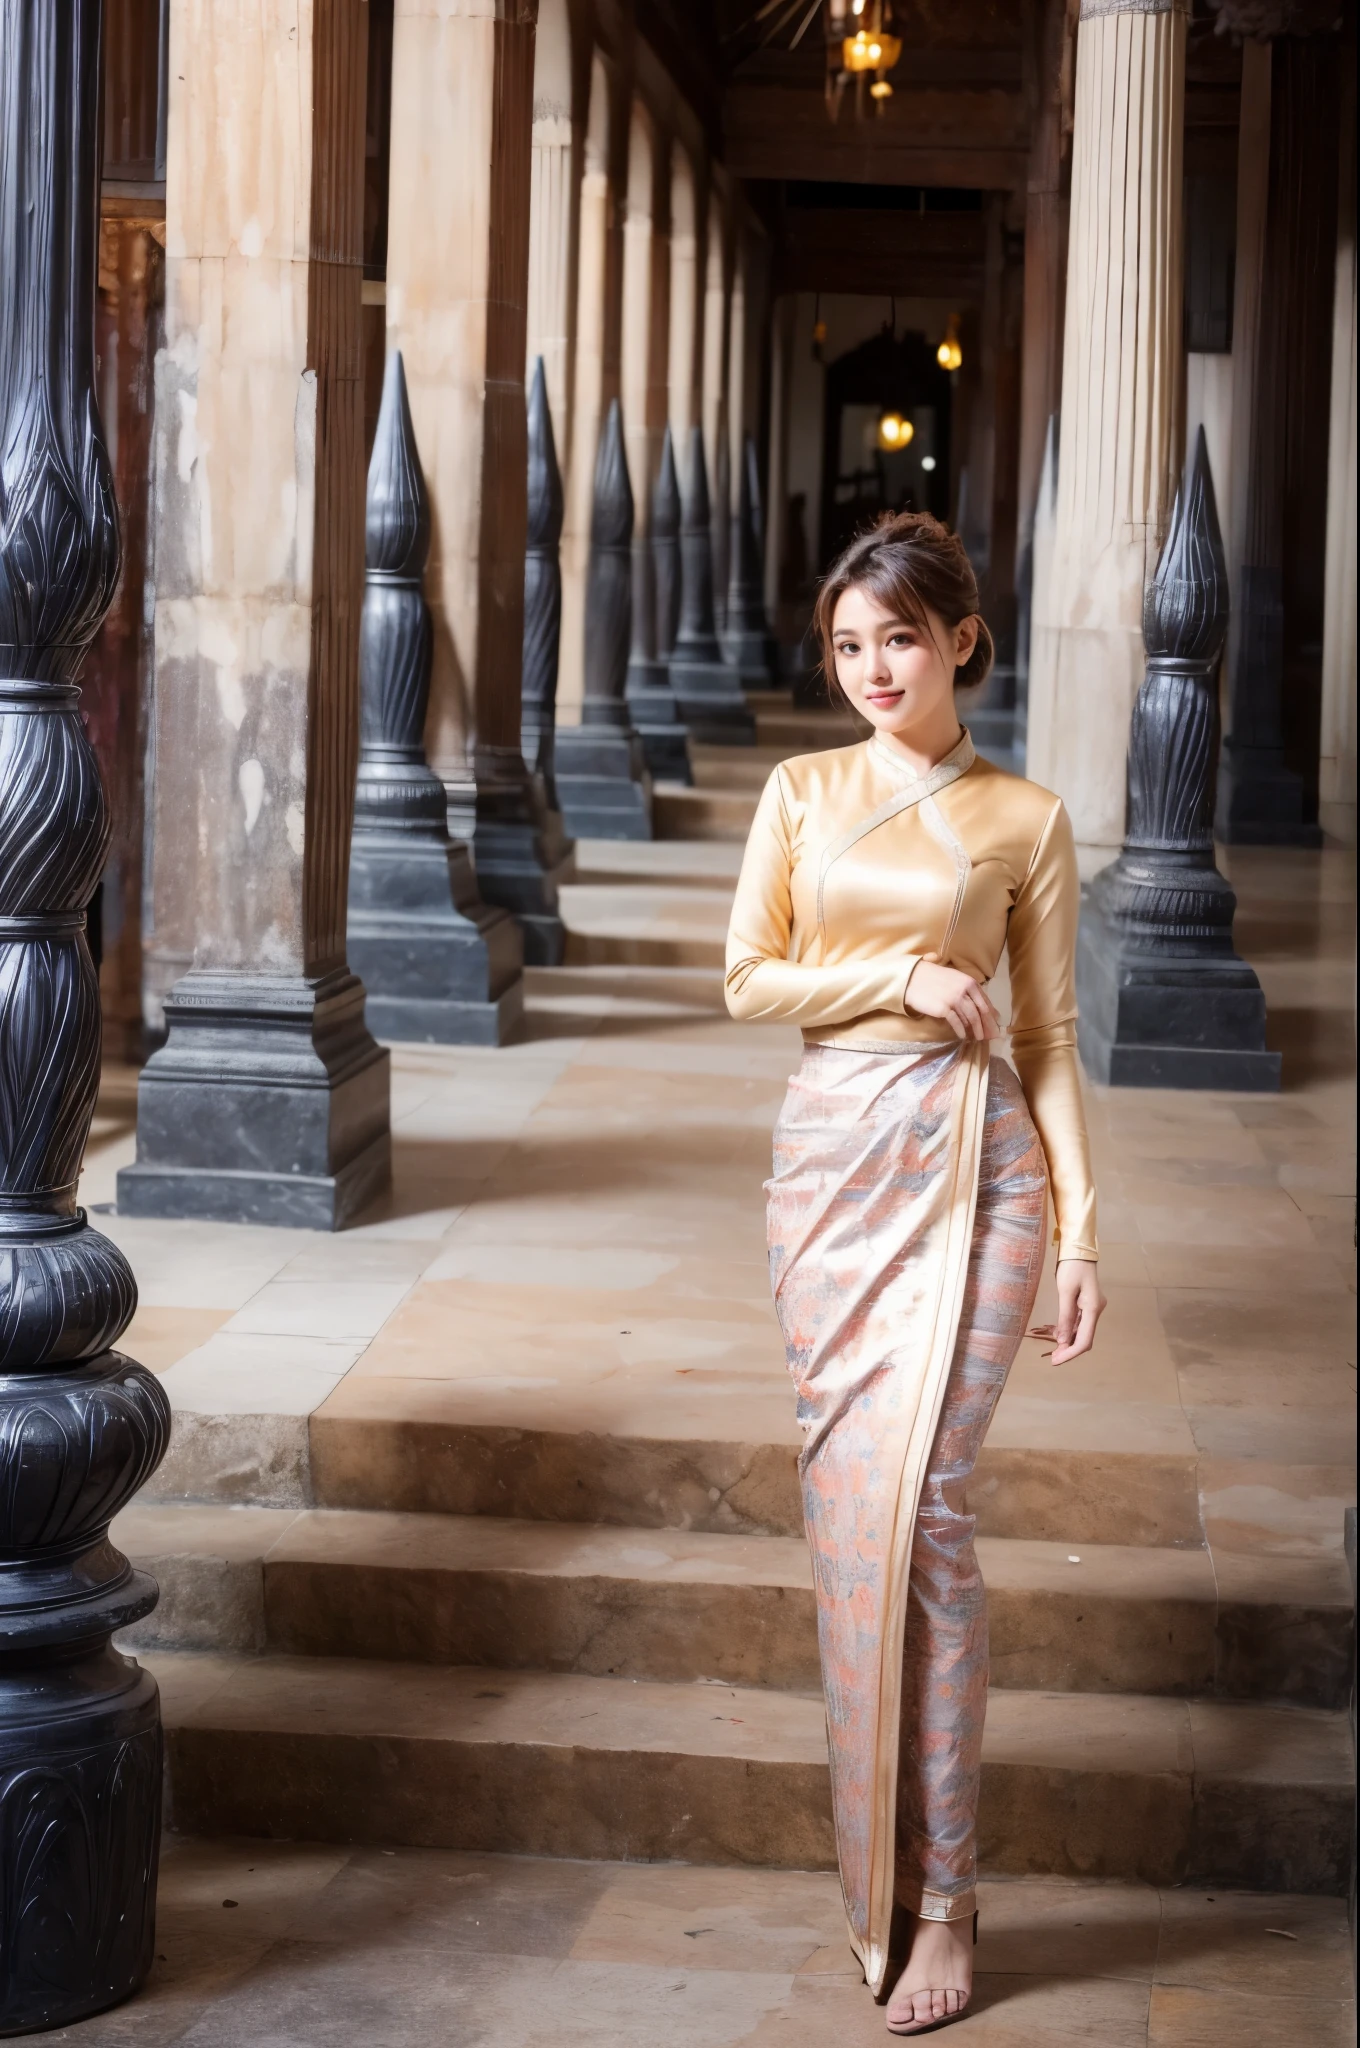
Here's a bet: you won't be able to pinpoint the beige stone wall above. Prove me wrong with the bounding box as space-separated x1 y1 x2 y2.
1027 0 1186 856
150 0 366 982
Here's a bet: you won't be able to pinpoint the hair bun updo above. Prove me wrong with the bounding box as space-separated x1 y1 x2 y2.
812 510 995 692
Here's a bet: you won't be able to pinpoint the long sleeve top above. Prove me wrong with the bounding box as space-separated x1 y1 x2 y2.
725 728 1098 1262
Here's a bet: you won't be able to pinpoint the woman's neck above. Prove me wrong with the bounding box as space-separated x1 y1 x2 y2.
872 712 966 780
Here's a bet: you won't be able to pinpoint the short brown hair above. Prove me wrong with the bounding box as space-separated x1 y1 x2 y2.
812 510 994 694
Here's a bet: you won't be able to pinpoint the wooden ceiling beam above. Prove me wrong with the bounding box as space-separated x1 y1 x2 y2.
724 84 1028 190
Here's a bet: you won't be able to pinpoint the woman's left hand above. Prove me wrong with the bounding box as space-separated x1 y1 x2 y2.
1029 1260 1106 1365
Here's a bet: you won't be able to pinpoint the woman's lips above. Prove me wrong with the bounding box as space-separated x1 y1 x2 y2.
865 690 903 706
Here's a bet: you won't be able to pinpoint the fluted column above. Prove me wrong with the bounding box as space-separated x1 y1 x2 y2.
670 427 756 745
383 0 563 970
1077 434 1278 1089
347 353 524 1044
122 0 390 1228
1027 0 1187 856
0 4 171 2028
554 400 652 838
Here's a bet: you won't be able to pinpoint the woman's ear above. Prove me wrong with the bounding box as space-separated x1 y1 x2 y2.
954 614 980 668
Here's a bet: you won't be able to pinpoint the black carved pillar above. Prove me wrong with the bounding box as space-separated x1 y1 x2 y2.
1077 431 1280 1089
669 425 755 744
624 432 692 787
0 2 172 2030
345 352 524 1043
724 431 778 687
712 426 731 637
652 425 683 664
554 400 653 839
522 358 565 810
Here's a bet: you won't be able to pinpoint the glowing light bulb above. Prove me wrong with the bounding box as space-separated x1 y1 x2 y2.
920 455 937 472
870 78 893 99
876 411 914 451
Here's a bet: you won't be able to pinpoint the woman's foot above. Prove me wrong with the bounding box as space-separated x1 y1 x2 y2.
885 1913 973 2034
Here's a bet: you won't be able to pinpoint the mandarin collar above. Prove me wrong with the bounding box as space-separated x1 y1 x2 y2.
868 725 975 788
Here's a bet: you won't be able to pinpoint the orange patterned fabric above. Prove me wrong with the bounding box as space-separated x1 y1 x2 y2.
767 1042 1045 1991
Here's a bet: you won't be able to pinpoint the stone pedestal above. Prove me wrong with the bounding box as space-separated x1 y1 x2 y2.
1077 434 1279 1092
123 0 391 1229
119 971 395 1223
670 425 755 745
1027 0 1187 855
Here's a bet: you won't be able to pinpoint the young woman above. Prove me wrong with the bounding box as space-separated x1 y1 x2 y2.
725 512 1104 2036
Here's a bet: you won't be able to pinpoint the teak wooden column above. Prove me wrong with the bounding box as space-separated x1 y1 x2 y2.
121 0 391 1229
1027 0 1187 856
383 0 563 968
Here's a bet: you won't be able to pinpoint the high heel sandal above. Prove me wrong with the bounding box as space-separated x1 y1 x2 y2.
884 1911 978 2037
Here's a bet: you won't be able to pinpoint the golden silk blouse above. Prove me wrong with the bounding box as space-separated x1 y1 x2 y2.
725 728 1098 1263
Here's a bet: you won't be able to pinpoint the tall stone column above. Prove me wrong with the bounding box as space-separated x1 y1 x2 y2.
384 0 563 967
525 0 579 461
121 0 391 1229
1319 48 1356 847
557 56 619 725
1027 0 1187 858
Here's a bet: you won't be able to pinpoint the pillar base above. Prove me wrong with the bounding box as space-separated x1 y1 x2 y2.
117 968 394 1229
347 830 525 1043
723 623 779 689
1215 743 1323 846
462 747 571 966
626 658 694 784
670 657 757 745
1076 897 1281 1092
555 724 653 840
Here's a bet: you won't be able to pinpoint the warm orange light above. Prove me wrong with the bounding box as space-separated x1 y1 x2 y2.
843 28 901 72
876 411 914 451
936 315 963 373
869 78 893 99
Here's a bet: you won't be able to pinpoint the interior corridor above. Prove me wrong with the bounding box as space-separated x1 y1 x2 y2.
73 699 1356 2047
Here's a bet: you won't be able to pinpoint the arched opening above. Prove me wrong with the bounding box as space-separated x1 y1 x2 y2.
819 327 953 566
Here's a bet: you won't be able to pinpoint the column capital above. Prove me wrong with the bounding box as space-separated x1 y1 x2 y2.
1079 0 1183 16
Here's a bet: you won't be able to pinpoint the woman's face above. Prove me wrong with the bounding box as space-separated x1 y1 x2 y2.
830 584 978 737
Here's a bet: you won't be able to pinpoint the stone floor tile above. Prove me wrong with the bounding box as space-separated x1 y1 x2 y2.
1153 1888 1354 1998
223 1276 418 1344
119 1305 233 1374
283 1848 613 1959
1146 1983 1355 2046
85 1213 309 1310
158 1334 368 1416
972 1874 1160 1981
568 1861 845 1974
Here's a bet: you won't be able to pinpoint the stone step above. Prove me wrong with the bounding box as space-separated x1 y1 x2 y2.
558 879 730 968
652 785 759 843
302 1391 1216 1549
115 1506 1353 1709
151 1650 1352 1895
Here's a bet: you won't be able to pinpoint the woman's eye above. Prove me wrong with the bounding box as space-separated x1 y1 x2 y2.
836 641 859 656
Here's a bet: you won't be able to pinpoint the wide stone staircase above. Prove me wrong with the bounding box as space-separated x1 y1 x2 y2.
111 693 1354 1906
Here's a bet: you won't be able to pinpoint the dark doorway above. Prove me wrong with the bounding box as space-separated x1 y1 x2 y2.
819 328 953 569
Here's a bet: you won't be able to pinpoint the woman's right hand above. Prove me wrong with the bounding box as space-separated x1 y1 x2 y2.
905 960 1002 1041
